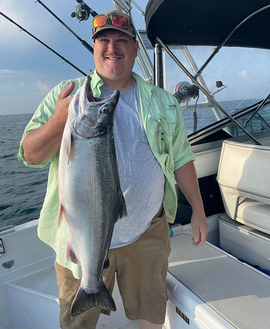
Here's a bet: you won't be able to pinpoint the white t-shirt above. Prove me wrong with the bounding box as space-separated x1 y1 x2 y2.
101 81 165 249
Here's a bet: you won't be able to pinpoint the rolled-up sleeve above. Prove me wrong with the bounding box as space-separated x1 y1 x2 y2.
17 78 82 168
172 99 195 172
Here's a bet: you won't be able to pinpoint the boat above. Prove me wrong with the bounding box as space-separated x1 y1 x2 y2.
1 0 270 328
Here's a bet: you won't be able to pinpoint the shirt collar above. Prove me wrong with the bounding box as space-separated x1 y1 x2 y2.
90 70 154 97
90 70 104 97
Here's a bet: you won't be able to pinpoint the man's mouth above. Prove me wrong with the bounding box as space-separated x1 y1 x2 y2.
105 54 122 60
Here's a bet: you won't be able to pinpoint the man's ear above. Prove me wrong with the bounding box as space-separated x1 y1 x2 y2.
135 40 139 57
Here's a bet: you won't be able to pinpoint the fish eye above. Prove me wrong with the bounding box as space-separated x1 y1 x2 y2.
101 107 108 114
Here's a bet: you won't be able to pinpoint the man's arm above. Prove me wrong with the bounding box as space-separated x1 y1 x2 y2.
23 82 75 165
174 161 209 247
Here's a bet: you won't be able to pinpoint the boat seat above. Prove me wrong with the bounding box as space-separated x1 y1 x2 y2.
217 140 270 235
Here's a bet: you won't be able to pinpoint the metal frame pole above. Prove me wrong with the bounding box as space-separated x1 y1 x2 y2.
154 43 163 88
156 37 260 145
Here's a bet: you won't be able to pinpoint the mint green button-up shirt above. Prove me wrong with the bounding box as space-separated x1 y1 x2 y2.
17 71 194 279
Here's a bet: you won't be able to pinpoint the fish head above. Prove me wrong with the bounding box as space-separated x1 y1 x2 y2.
83 90 120 138
71 76 120 139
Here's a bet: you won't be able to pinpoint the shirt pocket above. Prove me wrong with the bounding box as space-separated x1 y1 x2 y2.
157 106 177 155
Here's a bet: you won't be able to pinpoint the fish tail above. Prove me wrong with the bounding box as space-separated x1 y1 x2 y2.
70 283 116 316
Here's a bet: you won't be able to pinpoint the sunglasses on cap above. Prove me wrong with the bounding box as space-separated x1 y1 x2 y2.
92 13 135 36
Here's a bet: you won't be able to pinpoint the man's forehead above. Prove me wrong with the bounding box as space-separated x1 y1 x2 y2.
95 29 131 39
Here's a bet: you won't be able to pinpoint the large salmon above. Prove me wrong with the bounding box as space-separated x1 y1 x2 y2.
58 75 127 316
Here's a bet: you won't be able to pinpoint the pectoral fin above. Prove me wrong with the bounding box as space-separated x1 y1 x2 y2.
67 242 80 264
58 204 66 226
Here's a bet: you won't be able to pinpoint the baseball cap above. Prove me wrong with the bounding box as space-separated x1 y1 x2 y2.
91 10 136 39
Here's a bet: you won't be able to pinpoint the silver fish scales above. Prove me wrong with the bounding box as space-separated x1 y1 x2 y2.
58 75 127 316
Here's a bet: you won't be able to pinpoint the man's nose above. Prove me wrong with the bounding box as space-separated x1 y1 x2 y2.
107 41 118 52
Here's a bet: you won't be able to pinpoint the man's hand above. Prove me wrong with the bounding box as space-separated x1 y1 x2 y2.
23 81 75 165
53 81 75 124
190 211 209 247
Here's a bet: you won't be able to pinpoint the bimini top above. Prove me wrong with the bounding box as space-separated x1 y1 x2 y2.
145 0 270 49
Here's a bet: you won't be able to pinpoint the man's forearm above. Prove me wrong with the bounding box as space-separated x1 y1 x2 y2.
174 161 204 212
22 117 66 165
174 161 209 247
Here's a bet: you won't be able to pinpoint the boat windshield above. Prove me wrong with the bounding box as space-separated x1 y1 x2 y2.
188 99 270 147
227 100 270 139
162 45 270 136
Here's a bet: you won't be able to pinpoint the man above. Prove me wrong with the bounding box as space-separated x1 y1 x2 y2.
18 10 208 329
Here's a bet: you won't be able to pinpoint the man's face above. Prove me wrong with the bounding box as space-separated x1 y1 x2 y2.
93 29 138 81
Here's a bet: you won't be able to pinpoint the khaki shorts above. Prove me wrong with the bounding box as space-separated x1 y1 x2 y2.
55 208 171 329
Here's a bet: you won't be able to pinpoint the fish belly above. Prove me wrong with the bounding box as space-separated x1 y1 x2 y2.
58 132 122 315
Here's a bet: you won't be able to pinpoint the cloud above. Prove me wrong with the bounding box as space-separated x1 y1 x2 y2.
36 80 50 92
0 69 25 78
239 70 247 77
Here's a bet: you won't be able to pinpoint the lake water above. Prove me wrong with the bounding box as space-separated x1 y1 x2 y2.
0 99 255 229
0 113 49 229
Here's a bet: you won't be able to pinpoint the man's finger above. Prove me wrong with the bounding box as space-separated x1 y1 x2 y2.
193 230 208 247
59 81 75 100
192 227 200 246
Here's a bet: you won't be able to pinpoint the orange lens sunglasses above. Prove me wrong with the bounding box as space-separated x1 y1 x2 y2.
93 14 129 29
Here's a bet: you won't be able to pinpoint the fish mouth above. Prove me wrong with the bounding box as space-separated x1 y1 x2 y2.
88 90 119 105
84 75 119 106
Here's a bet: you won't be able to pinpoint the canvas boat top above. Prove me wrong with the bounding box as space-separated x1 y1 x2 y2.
168 232 270 329
145 0 270 50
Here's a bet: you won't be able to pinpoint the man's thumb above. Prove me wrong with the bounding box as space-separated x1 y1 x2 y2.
59 81 75 99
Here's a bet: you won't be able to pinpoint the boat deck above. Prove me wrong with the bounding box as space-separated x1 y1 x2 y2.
6 266 139 329
168 232 270 329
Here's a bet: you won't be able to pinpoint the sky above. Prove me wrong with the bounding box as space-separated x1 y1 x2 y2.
0 0 270 115
0 0 148 115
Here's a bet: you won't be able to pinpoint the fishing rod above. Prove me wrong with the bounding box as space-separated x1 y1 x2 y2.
71 0 98 21
35 0 94 54
0 11 87 76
